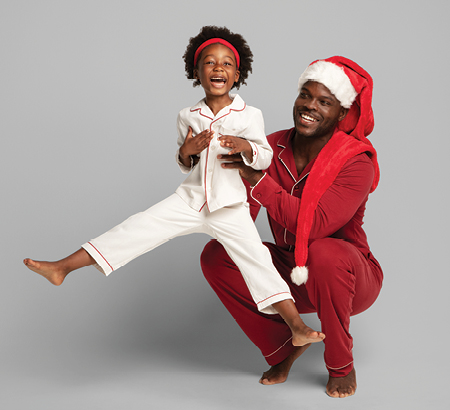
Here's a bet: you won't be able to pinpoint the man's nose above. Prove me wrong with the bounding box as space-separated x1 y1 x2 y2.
305 98 318 110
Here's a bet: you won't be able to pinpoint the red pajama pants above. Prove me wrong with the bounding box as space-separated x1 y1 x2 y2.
201 237 383 377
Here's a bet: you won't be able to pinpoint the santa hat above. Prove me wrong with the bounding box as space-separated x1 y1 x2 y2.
291 56 380 286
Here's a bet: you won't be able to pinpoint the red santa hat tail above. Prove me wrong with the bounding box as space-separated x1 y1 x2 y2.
291 56 379 286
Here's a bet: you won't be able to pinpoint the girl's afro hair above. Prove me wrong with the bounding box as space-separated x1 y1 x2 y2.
183 26 253 90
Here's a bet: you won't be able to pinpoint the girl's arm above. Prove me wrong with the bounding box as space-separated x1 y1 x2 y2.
238 109 273 170
176 112 212 172
219 109 273 170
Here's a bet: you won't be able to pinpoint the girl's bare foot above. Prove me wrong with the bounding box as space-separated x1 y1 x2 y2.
23 259 69 286
291 322 325 346
326 368 357 398
259 343 311 385
23 248 95 285
271 300 325 347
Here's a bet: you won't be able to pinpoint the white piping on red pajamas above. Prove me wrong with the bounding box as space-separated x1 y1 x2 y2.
326 360 354 370
264 336 293 358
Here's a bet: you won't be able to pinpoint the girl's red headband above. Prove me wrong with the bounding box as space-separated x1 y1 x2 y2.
193 38 240 68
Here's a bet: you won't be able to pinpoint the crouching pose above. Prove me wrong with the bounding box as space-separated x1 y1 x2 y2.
201 56 383 398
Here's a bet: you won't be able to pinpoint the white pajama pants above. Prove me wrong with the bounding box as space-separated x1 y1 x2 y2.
82 193 293 314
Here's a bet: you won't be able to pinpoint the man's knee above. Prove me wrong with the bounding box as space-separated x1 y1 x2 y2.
307 238 355 282
200 240 229 280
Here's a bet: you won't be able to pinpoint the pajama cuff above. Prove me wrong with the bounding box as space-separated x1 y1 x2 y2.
241 141 258 167
82 242 114 276
257 292 294 315
175 149 196 174
326 361 354 377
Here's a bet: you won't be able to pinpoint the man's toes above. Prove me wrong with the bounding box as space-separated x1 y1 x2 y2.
259 377 272 385
327 390 339 398
259 372 269 385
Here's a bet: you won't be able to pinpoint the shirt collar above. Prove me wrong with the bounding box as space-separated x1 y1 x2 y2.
276 127 317 181
190 94 245 119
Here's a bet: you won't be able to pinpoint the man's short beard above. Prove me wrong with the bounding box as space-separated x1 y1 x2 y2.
293 110 339 139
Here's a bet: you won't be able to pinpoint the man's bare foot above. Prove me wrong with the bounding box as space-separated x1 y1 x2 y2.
291 322 325 346
326 368 357 398
259 343 310 385
23 259 68 286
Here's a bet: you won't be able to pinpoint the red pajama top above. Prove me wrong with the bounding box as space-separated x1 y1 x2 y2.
248 128 375 259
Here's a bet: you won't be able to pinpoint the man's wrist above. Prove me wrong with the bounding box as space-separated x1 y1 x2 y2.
247 171 264 186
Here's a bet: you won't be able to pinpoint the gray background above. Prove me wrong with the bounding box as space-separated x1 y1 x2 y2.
1 0 448 409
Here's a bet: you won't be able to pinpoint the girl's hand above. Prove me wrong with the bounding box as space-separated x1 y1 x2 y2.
218 135 253 162
179 127 213 167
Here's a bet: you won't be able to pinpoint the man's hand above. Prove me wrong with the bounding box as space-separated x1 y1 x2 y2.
179 127 213 167
218 153 264 186
218 135 253 162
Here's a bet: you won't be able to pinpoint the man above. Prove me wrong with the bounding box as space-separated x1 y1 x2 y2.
201 56 383 398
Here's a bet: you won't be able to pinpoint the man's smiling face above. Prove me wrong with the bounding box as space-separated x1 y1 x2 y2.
293 81 347 140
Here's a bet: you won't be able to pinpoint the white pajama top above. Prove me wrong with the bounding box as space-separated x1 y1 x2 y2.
175 94 272 213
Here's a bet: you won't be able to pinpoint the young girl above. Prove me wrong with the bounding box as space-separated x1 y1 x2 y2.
24 26 324 347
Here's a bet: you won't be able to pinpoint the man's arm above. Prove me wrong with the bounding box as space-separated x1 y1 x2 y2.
222 153 374 238
254 154 374 238
309 154 374 239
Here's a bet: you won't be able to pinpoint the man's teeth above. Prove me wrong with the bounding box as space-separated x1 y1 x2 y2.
301 113 317 122
211 77 226 82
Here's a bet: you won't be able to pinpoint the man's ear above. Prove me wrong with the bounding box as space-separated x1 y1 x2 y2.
193 68 199 80
339 107 349 121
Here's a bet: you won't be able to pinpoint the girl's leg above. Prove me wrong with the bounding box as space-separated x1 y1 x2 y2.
23 248 95 286
205 204 324 346
25 194 203 284
82 194 202 275
201 239 315 385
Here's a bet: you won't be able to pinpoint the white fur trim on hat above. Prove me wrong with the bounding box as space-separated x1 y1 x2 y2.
298 61 357 109
291 266 308 286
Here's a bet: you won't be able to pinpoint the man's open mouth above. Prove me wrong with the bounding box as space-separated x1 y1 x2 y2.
300 113 319 122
